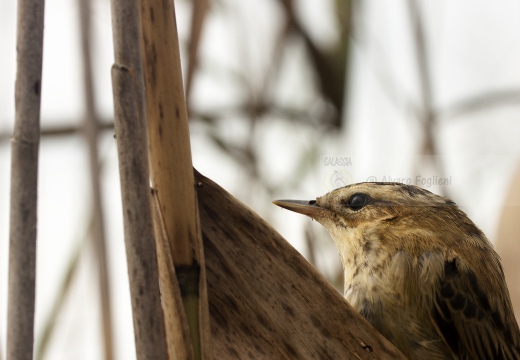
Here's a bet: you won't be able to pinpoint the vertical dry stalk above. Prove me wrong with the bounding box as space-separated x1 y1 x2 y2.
78 0 114 358
140 0 199 267
7 0 45 359
109 0 169 358
139 0 211 358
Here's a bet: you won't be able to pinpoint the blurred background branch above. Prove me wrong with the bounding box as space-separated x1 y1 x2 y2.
78 0 114 357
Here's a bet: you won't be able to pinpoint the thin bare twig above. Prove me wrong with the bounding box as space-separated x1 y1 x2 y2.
7 0 45 358
78 0 114 358
35 235 85 360
109 0 169 358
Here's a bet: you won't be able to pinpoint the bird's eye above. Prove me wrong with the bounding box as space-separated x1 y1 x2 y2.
346 193 369 211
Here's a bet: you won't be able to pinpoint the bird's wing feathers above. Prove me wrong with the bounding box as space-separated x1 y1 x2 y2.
430 258 520 359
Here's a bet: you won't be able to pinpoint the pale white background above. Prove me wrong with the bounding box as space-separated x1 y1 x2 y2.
1 0 520 358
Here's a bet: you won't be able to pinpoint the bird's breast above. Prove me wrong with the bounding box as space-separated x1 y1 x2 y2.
342 244 392 312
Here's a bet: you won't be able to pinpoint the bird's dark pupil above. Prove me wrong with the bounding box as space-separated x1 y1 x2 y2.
348 193 367 211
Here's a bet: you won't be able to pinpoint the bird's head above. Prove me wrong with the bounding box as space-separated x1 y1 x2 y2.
274 182 456 225
274 182 475 256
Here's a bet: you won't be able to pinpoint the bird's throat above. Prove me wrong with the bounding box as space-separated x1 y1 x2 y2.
327 225 390 312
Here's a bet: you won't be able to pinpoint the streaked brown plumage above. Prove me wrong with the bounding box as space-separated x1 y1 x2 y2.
274 182 520 359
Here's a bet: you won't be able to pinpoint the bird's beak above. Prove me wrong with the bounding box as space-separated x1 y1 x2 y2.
272 199 324 218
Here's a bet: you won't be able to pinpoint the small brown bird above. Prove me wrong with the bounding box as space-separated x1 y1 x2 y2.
274 182 520 359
